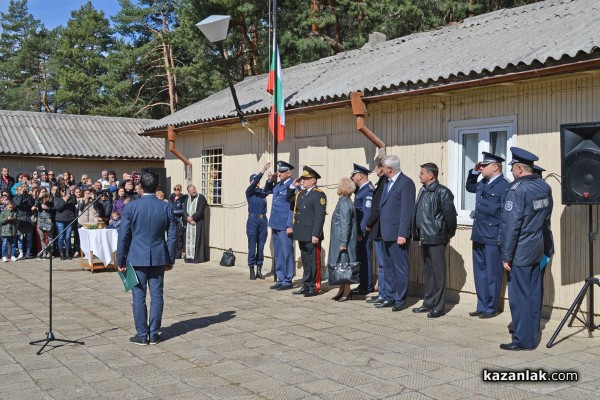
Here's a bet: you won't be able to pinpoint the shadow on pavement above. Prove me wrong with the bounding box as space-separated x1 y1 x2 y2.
162 311 236 341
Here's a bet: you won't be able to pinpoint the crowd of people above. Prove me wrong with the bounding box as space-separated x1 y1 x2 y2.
0 167 208 264
247 147 554 351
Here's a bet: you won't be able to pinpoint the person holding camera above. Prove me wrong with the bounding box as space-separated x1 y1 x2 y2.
53 186 77 260
14 184 35 259
35 190 55 259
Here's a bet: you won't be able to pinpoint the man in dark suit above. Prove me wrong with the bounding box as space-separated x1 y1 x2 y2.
465 152 510 319
350 163 375 295
377 155 416 311
287 166 327 297
117 172 177 346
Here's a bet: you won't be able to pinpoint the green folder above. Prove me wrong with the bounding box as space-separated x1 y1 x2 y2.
118 262 139 292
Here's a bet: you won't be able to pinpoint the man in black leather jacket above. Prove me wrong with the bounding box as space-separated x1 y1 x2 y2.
411 163 457 318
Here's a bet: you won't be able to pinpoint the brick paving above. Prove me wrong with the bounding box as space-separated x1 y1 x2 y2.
1 257 599 399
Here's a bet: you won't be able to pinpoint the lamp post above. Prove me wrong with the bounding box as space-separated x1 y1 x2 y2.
196 15 246 125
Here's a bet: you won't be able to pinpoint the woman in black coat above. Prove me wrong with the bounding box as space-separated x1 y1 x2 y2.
53 187 77 260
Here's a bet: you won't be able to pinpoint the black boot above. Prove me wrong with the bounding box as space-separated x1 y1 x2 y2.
249 266 256 280
256 265 265 279
60 248 67 260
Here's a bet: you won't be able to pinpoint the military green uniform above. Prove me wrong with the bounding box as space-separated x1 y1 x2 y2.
287 186 327 294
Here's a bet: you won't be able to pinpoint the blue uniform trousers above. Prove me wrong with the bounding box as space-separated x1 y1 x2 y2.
374 239 387 297
357 236 373 291
132 266 165 339
472 242 504 314
507 264 542 349
272 229 294 287
246 215 268 267
382 241 410 304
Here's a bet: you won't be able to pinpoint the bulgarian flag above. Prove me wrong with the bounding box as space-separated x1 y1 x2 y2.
267 41 285 143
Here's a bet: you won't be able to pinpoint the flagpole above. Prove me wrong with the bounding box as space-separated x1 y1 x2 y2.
272 0 279 169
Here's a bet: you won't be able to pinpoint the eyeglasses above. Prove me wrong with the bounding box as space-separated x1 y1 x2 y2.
48 173 54 176
173 188 181 191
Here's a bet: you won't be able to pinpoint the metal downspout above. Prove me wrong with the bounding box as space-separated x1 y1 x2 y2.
168 125 193 186
350 91 385 159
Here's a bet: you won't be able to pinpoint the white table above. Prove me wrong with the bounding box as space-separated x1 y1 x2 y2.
78 228 119 272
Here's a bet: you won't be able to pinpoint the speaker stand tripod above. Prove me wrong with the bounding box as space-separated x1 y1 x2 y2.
29 195 104 354
547 204 599 347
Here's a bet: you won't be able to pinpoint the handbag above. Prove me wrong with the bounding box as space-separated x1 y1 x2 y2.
327 251 360 285
38 221 53 232
220 248 236 267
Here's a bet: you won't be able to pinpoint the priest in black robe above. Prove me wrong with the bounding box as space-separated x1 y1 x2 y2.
183 184 209 263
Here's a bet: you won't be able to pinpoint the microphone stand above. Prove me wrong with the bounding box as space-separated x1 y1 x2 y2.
29 192 108 354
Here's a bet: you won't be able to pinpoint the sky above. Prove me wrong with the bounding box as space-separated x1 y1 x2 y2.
0 0 123 29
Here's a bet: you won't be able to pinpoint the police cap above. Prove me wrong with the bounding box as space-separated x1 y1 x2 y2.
532 165 545 176
509 147 539 166
277 161 294 172
300 166 321 180
351 163 370 176
480 152 505 165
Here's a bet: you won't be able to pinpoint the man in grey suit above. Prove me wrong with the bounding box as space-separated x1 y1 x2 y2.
117 172 177 345
376 155 416 311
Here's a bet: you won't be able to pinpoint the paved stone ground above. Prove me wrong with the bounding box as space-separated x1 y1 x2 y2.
1 257 599 400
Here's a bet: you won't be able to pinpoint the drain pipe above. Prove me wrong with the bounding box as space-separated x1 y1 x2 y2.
168 125 193 186
350 91 385 160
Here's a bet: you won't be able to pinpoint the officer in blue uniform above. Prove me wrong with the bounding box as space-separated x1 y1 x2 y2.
246 162 274 280
499 147 553 351
465 152 510 319
350 163 375 295
268 161 295 290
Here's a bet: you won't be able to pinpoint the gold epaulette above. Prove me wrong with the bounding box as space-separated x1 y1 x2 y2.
314 187 324 193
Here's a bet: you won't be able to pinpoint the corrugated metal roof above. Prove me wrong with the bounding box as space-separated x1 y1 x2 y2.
144 0 600 132
0 110 163 159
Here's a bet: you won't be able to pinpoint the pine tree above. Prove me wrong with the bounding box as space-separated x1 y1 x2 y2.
53 2 114 114
0 0 53 111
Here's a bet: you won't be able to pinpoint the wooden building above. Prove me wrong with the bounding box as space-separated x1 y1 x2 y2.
0 110 164 182
143 0 600 312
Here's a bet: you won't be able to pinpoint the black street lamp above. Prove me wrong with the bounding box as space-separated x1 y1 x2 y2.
196 15 246 125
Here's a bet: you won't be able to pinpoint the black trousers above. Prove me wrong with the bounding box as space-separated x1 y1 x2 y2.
420 243 447 313
299 241 317 292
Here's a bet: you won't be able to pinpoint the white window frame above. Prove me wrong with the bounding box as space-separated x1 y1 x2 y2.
200 147 223 206
448 116 517 225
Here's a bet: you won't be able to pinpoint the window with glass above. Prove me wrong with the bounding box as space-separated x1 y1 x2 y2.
448 116 516 224
201 148 223 205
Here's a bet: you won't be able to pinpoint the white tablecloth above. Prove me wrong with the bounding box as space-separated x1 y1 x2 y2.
79 228 119 267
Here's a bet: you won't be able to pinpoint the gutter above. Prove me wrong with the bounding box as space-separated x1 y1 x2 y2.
168 125 193 185
350 91 385 159
141 57 600 136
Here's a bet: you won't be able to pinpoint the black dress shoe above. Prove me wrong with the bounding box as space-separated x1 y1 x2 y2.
469 310 483 317
352 288 369 295
392 302 407 312
374 300 394 308
427 310 445 318
277 285 292 291
479 311 499 319
366 296 384 304
412 306 432 314
500 342 526 351
292 288 306 295
269 283 282 290
303 291 317 297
